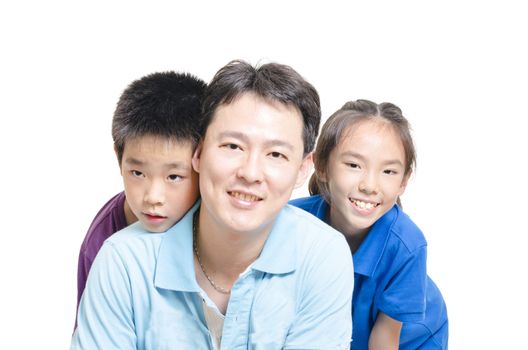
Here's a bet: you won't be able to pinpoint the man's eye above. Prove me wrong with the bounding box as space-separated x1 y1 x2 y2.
222 143 241 150
168 174 183 182
270 151 286 159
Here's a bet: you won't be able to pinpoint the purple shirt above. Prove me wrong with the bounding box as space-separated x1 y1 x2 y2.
76 192 128 310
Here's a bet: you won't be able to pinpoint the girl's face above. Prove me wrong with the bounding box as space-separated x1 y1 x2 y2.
323 119 410 237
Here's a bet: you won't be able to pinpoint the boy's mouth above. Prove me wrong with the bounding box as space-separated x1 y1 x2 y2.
143 213 167 219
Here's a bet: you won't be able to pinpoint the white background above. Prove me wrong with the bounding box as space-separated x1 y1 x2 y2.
1 1 526 348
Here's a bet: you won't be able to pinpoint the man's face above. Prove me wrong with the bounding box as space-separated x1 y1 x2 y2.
120 135 199 232
193 92 312 237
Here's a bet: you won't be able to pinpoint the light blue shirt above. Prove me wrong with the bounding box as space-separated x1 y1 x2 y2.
71 202 353 349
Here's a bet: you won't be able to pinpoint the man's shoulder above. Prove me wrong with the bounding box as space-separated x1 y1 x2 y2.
103 222 165 257
283 203 333 230
279 204 346 251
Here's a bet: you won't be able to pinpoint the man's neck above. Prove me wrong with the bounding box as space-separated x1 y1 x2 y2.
193 206 272 313
197 212 269 280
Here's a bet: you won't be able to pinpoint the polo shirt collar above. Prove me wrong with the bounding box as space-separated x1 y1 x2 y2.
155 202 298 291
154 201 201 292
353 205 399 277
252 206 297 274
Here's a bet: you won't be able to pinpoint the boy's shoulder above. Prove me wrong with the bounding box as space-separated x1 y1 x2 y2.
80 192 128 252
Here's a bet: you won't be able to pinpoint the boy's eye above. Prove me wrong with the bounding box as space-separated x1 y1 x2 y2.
168 174 183 182
131 170 144 177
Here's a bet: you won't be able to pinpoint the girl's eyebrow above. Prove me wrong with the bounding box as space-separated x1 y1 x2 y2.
340 151 403 167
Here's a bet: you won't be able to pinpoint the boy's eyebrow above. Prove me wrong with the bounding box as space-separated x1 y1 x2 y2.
124 157 145 166
219 131 295 151
124 157 192 170
341 151 404 167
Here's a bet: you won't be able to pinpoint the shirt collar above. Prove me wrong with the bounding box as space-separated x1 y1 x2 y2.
313 196 399 277
154 202 298 292
154 201 201 292
353 205 399 277
251 206 297 274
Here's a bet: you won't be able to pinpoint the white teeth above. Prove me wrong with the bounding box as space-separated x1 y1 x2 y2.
354 200 375 209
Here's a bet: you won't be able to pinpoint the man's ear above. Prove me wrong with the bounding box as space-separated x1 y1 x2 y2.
294 152 314 189
398 170 412 196
191 141 203 174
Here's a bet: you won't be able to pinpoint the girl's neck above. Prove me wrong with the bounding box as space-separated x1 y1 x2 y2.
327 206 370 254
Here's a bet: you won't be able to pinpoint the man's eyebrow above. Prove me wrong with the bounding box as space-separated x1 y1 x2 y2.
219 131 295 151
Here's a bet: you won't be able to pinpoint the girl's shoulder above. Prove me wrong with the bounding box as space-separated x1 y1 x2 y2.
288 194 328 220
384 205 428 254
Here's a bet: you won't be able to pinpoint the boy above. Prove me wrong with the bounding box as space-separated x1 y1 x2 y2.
76 71 206 311
72 60 353 349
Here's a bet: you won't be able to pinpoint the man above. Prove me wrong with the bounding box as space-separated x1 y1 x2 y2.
72 60 353 349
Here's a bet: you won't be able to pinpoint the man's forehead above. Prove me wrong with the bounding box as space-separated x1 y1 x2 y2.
214 92 301 119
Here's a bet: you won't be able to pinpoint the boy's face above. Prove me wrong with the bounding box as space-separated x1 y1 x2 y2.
119 135 199 232
192 92 312 237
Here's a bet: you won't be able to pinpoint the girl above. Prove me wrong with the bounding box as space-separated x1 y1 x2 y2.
291 100 448 349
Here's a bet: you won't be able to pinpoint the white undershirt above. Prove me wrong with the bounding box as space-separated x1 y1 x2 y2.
199 263 255 349
201 297 225 349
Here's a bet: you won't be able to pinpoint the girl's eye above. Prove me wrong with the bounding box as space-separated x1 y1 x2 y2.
168 174 183 182
131 170 144 177
384 169 398 175
347 163 360 169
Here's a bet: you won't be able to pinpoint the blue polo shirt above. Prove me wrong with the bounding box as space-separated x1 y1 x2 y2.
71 201 353 349
290 195 448 349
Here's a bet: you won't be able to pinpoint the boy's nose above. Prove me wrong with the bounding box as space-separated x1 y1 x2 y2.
144 180 166 206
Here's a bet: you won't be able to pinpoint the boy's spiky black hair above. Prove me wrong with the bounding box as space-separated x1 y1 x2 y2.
112 71 207 163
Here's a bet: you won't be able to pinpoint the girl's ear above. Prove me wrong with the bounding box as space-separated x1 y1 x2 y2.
312 153 327 183
398 170 412 196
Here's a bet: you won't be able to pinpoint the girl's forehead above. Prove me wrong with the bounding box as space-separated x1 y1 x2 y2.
342 117 396 140
338 119 406 159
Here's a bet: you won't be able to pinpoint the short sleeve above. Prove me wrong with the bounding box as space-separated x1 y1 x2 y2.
378 245 427 323
283 236 353 349
70 242 136 350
